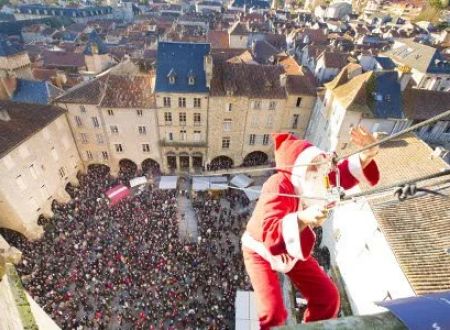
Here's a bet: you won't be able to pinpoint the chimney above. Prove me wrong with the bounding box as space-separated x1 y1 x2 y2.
397 68 412 92
279 73 287 87
0 109 11 122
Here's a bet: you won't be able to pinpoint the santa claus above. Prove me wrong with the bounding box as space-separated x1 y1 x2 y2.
242 126 380 329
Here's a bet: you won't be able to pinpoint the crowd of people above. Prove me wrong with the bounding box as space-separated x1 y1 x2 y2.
0 164 252 329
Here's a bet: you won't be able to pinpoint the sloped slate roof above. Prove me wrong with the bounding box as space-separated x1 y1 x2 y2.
56 74 109 104
210 61 286 99
403 88 450 121
0 37 23 57
0 101 66 157
155 41 210 93
11 79 63 105
100 75 155 108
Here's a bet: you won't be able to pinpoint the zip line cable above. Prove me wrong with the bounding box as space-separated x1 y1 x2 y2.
341 169 450 201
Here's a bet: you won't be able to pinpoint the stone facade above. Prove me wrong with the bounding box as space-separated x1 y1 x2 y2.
0 114 81 240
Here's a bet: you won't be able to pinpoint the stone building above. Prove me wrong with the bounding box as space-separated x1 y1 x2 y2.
0 101 81 240
0 38 33 80
154 42 211 173
55 61 158 175
207 52 317 170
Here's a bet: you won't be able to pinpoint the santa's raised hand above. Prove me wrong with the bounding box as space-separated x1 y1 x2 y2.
350 125 379 168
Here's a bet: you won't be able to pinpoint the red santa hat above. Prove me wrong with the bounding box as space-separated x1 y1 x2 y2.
272 132 326 189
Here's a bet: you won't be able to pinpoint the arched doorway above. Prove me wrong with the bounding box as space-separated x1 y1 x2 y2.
179 152 190 171
119 159 137 175
141 158 161 177
65 182 77 198
242 151 268 167
166 152 177 172
192 152 203 172
87 164 110 177
209 155 233 171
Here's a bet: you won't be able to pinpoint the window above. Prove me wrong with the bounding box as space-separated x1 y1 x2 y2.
222 137 230 149
80 105 86 113
179 112 186 125
253 100 261 110
249 134 256 145
86 151 93 161
29 164 37 179
169 76 175 84
110 125 119 134
96 134 104 144
188 76 195 85
193 130 201 142
92 117 99 128
178 97 186 108
102 151 109 160
115 144 123 153
194 113 201 126
16 175 26 190
266 115 274 129
136 109 143 116
142 144 150 153
58 166 66 178
194 98 201 108
263 134 270 145
81 133 88 144
292 114 299 129
223 119 232 131
163 97 171 107
75 116 83 127
226 103 232 112
269 101 276 110
164 112 172 123
168 132 173 141
296 97 302 107
138 126 147 135
107 109 114 116
180 130 187 141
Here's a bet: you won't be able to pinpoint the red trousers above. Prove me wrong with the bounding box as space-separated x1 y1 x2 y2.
243 249 340 329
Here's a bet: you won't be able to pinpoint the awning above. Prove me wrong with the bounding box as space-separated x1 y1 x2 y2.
230 174 253 188
192 176 228 191
210 176 228 190
159 176 178 190
129 176 147 188
105 184 130 206
192 177 210 191
244 185 262 201
235 290 259 330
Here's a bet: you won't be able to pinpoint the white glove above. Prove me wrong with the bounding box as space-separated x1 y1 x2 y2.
297 204 328 228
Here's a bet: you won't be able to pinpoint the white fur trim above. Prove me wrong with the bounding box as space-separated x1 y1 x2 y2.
282 212 304 260
348 153 369 185
241 232 298 273
291 145 323 190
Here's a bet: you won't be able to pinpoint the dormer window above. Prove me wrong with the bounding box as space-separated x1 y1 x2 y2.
188 70 195 86
167 68 176 85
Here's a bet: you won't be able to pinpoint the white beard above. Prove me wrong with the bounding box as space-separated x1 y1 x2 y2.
301 172 328 208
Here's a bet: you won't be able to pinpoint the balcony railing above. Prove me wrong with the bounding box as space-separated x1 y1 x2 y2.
159 139 207 148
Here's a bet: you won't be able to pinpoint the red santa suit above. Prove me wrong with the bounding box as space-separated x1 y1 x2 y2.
242 133 380 329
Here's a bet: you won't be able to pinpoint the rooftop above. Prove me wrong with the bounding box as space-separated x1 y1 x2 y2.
0 101 65 158
155 41 210 94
